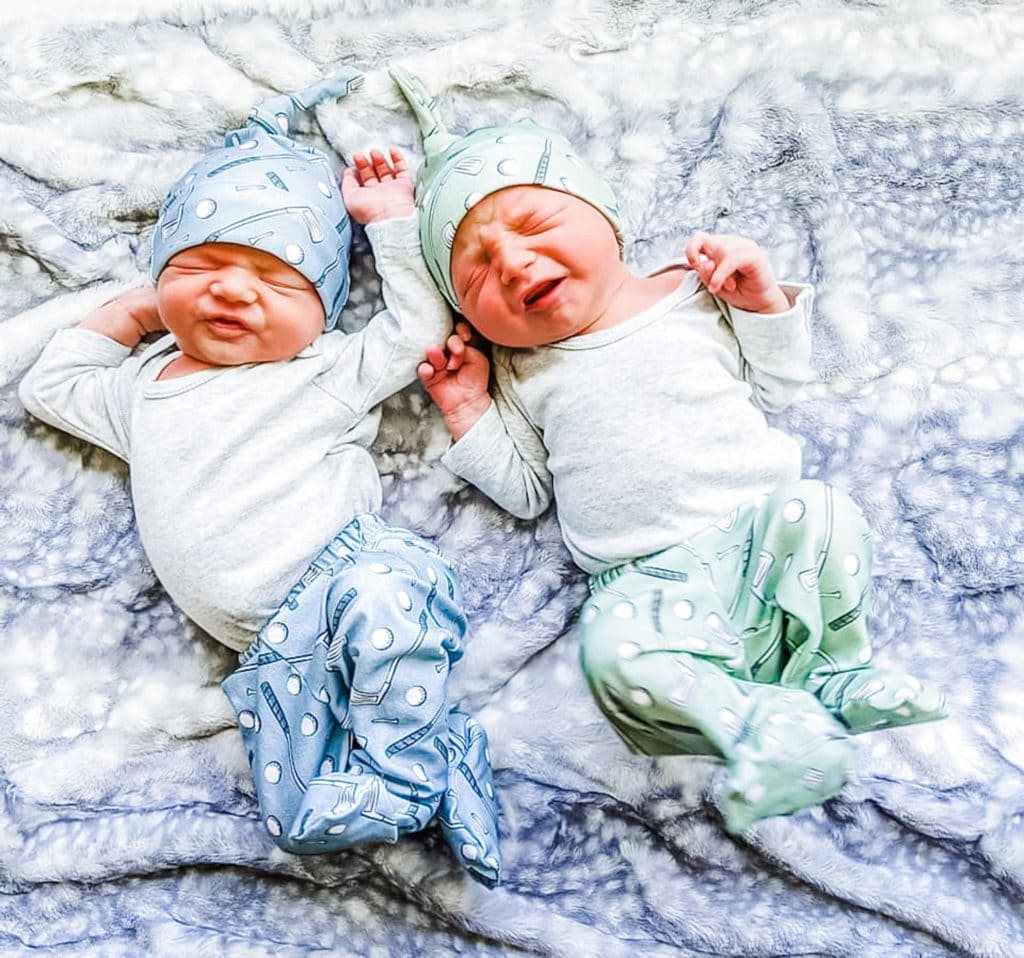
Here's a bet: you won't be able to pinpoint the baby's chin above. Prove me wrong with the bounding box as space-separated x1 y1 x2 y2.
469 316 581 350
487 329 563 349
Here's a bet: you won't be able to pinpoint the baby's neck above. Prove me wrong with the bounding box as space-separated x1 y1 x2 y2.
587 267 685 334
156 353 220 380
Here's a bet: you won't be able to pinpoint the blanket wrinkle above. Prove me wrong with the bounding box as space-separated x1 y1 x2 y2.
1 1 1023 955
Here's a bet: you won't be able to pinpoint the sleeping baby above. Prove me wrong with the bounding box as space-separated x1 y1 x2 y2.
18 70 501 885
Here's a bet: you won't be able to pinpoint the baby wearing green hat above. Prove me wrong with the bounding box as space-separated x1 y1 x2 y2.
392 68 947 832
19 71 501 885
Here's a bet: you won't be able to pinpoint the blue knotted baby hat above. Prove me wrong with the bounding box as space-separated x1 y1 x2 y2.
151 69 363 330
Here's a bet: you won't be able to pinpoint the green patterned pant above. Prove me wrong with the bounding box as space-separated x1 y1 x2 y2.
578 480 946 832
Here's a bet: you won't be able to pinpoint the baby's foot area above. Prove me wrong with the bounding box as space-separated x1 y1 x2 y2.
817 667 947 733
439 710 502 887
718 704 855 833
285 772 422 850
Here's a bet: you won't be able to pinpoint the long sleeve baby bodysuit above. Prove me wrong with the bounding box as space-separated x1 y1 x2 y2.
20 215 450 650
443 266 815 572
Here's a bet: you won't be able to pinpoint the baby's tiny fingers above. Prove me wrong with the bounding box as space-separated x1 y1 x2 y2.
708 254 740 290
369 149 396 179
416 361 438 385
685 231 711 265
446 342 465 371
348 156 378 187
423 345 448 370
388 148 409 175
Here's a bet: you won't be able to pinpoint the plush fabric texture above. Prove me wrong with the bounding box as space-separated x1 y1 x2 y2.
1 2 1022 956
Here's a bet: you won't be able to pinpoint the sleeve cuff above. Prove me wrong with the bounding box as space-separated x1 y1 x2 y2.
363 214 422 255
729 283 813 365
440 401 503 477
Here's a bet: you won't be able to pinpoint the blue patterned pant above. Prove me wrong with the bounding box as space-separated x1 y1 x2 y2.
221 514 501 886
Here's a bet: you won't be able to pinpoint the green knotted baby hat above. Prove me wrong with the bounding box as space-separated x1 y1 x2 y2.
389 67 622 310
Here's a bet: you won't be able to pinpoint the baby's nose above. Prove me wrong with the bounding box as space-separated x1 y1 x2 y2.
498 242 535 285
209 267 258 303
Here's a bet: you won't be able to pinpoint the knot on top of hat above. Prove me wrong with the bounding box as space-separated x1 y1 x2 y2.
389 67 459 170
247 67 365 139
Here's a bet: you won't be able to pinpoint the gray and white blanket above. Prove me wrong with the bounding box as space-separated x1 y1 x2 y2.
1 1 1022 955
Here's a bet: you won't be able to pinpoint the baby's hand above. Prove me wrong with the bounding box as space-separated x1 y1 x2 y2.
79 286 165 346
417 321 492 440
341 148 415 224
685 232 790 314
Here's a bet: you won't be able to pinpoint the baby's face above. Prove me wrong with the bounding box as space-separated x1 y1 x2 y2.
157 243 323 369
450 186 623 347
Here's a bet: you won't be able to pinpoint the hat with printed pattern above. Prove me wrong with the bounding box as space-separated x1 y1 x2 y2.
151 68 364 330
389 67 621 311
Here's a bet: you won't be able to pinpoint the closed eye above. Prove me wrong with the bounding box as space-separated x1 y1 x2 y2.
455 260 489 298
162 263 206 274
264 275 311 292
519 212 558 234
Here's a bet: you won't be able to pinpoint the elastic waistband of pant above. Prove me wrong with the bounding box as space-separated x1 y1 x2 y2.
237 512 391 665
324 511 387 559
588 558 640 595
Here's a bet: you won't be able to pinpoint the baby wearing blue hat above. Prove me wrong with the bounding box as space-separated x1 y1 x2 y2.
19 70 501 886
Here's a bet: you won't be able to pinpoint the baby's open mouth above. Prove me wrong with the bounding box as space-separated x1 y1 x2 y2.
525 279 562 307
207 317 247 330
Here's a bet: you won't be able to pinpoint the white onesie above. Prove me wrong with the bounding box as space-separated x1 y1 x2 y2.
19 216 449 650
442 266 815 573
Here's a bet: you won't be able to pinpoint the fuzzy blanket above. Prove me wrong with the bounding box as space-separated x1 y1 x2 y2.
2 1 1023 955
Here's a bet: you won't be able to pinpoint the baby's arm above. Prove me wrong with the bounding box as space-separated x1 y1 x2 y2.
685 232 814 412
419 325 553 519
331 149 453 409
18 288 163 458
